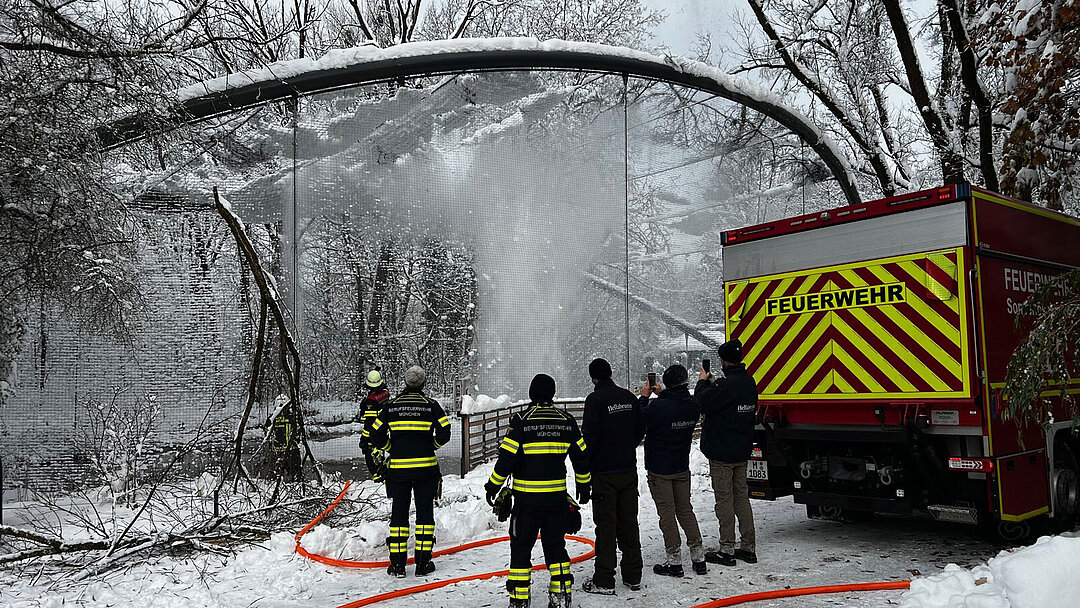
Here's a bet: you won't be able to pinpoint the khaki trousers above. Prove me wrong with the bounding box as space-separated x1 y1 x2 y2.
646 470 704 564
709 459 756 553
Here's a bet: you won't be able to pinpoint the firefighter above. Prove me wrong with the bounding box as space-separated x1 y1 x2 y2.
485 374 591 608
580 357 644 595
358 369 392 481
368 365 451 578
695 339 758 566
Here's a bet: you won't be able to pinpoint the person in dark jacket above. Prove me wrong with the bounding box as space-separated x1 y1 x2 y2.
485 374 591 608
695 339 758 566
368 365 451 578
639 364 707 577
357 369 392 481
580 357 645 595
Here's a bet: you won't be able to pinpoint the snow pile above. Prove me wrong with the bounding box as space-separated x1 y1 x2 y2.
900 534 1080 608
460 393 514 414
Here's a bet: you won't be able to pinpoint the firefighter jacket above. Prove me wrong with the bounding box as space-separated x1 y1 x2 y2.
368 388 451 481
639 384 700 475
357 388 391 449
695 363 758 464
487 402 591 506
582 378 644 474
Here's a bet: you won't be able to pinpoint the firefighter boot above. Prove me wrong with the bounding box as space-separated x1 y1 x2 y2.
508 600 530 608
547 591 571 608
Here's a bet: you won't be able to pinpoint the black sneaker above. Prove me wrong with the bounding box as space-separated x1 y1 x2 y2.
704 551 736 566
734 549 758 564
692 561 707 575
623 581 642 591
386 563 406 578
415 560 437 576
581 578 615 595
652 563 684 577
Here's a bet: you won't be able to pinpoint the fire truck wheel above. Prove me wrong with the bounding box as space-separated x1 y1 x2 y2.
1050 441 1079 532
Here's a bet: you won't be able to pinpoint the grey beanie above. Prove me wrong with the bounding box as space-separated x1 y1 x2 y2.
404 365 427 389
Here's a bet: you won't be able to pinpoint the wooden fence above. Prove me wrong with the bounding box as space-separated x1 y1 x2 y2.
458 398 586 477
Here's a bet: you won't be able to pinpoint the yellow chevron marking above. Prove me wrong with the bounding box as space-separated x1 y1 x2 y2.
812 370 834 394
833 369 857 394
739 277 796 342
832 315 916 392
843 303 951 392
744 275 823 375
832 341 886 392
788 343 834 394
890 262 963 339
859 266 962 379
764 313 832 394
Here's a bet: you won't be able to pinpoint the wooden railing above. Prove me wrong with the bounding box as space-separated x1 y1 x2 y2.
458 398 585 476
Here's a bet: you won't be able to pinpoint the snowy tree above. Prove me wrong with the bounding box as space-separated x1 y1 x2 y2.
979 0 1080 212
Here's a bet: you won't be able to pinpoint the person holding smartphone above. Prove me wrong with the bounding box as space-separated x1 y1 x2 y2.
695 339 759 567
639 364 707 577
580 358 645 596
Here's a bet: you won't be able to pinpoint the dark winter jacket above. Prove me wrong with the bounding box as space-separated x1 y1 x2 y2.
487 403 591 506
368 388 451 481
695 363 758 463
358 388 391 449
582 378 645 474
640 385 700 475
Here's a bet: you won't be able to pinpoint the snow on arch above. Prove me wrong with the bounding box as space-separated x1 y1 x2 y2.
101 37 862 206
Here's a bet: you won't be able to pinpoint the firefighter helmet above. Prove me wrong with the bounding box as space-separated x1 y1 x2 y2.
365 370 384 388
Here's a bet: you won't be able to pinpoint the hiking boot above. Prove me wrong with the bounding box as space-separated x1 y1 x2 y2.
415 560 437 576
386 563 406 578
652 563 684 577
509 599 530 608
692 560 708 575
547 591 572 608
581 578 615 595
623 580 642 591
734 549 758 564
704 551 736 566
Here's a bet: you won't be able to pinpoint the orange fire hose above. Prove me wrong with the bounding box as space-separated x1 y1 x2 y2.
297 482 909 608
295 481 596 607
688 580 911 607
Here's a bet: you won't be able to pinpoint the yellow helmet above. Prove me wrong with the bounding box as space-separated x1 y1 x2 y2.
365 370 384 388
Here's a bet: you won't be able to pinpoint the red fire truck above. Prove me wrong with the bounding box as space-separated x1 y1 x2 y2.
721 184 1080 539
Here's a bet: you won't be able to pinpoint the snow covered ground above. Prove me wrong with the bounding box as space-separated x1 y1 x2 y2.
2 442 1076 608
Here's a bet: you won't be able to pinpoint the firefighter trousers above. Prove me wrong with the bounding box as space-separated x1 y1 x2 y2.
507 503 572 602
386 474 439 568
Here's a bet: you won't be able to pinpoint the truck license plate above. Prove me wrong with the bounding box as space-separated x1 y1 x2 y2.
747 460 768 481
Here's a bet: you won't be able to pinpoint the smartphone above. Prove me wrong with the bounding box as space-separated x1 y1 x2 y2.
702 358 711 373
647 372 656 386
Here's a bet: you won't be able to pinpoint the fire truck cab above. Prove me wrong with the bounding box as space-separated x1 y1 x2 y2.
721 184 1080 539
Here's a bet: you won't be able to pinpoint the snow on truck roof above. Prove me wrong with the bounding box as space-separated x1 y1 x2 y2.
722 183 1080 246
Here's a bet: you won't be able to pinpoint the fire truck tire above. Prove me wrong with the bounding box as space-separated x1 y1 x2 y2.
1050 440 1079 532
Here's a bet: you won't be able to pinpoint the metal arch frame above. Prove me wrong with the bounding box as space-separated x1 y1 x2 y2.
99 41 861 206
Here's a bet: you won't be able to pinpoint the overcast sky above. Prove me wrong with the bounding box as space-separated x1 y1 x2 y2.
642 0 746 56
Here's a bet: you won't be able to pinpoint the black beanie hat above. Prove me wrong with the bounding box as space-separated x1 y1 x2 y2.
717 338 743 364
529 373 557 403
662 364 689 388
588 358 612 379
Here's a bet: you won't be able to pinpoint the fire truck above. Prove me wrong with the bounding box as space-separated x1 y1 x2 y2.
721 184 1080 539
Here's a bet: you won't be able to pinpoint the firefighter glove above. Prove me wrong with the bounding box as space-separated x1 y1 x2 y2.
576 483 591 505
485 481 500 506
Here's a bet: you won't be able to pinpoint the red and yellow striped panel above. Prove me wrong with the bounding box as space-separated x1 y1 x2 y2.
725 248 971 400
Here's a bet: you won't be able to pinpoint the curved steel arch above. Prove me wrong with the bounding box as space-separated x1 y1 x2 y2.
101 38 860 205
